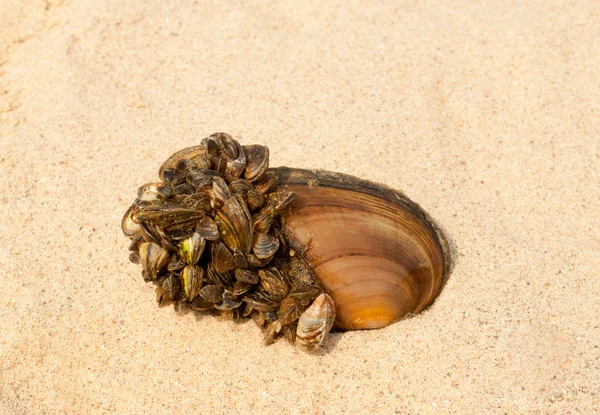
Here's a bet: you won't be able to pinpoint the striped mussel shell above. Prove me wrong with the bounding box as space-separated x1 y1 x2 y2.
295 293 336 353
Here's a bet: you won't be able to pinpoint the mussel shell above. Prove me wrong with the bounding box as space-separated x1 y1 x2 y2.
137 182 168 201
211 177 232 209
224 140 246 182
155 287 172 307
272 168 450 331
253 172 277 195
253 233 280 259
199 284 224 303
233 280 252 296
211 241 236 274
246 189 264 211
253 211 274 233
181 265 203 300
214 196 253 254
139 241 170 282
243 144 269 182
295 293 336 353
196 216 219 241
158 145 207 181
258 268 289 300
122 203 140 237
177 232 206 265
278 296 303 327
215 291 243 311
229 178 252 197
234 268 259 284
268 190 297 212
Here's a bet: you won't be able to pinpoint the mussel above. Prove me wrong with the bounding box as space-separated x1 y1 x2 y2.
122 133 451 353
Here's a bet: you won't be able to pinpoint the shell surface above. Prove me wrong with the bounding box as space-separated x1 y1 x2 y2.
273 167 450 331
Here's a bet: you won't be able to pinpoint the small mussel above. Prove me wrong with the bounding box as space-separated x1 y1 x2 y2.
122 132 451 353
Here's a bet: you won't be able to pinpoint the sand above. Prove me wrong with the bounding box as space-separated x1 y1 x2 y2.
1 1 599 414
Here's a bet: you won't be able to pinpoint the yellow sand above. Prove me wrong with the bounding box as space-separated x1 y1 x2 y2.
1 1 598 414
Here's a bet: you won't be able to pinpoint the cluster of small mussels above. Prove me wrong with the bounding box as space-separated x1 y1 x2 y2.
122 133 335 352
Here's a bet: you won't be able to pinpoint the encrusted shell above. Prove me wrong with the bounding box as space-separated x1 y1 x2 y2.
123 134 451 354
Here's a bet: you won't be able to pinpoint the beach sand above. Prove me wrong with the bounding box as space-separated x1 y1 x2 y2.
1 1 599 413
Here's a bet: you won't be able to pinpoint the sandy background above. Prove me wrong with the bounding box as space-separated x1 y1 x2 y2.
1 1 599 414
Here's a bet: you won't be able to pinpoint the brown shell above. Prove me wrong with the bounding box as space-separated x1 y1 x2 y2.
158 145 207 181
295 293 336 353
271 167 450 331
